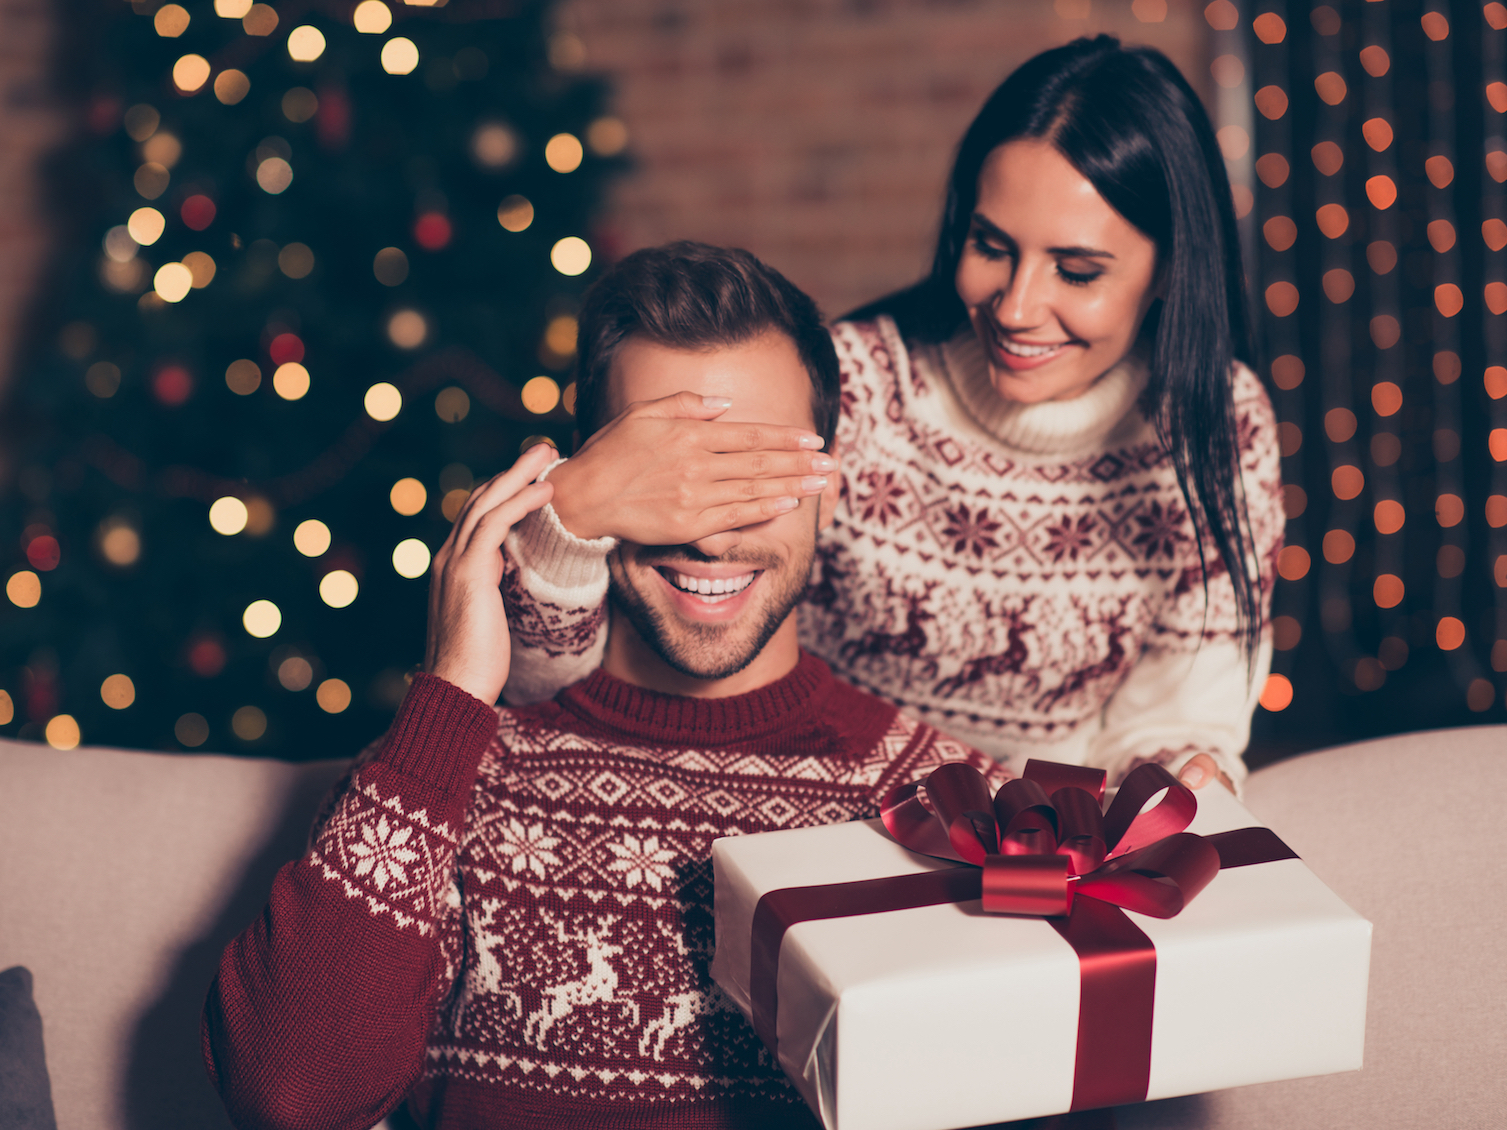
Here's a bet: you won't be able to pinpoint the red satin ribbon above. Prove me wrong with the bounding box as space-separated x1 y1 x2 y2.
747 758 1298 1116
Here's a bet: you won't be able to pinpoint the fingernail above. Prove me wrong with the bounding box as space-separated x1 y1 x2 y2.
1181 763 1209 788
798 434 826 450
810 454 836 472
702 396 733 410
774 496 800 511
801 476 828 492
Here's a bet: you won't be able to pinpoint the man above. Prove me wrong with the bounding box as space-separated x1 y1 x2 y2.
203 243 1000 1130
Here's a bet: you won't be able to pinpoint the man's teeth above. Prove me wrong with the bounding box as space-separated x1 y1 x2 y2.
998 338 1066 357
670 571 755 602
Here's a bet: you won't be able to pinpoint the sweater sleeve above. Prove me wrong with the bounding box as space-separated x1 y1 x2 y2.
1088 364 1284 795
201 674 497 1130
499 455 616 706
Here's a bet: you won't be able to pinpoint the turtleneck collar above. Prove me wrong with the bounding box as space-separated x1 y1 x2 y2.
558 651 836 747
933 323 1152 457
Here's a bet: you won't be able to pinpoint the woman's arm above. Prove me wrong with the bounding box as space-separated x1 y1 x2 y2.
500 391 835 705
202 676 496 1130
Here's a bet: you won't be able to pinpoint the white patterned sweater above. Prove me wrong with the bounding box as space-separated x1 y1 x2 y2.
502 317 1283 790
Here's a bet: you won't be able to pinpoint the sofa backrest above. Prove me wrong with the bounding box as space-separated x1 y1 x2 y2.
0 739 347 1130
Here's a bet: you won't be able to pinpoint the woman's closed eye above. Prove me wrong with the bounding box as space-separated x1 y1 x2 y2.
1056 261 1103 286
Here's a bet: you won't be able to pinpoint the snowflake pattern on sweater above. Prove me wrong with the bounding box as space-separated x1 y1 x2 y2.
418 695 992 1111
497 317 1283 788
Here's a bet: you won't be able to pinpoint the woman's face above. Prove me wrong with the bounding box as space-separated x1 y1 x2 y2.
955 138 1161 404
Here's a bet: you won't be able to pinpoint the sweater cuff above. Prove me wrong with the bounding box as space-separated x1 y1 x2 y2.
377 672 498 793
509 460 617 593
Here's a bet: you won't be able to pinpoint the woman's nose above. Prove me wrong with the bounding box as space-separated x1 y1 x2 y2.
994 259 1050 329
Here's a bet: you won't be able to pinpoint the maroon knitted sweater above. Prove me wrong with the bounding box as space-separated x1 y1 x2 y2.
202 654 1002 1130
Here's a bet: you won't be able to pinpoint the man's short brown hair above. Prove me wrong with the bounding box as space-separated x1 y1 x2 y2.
571 241 840 442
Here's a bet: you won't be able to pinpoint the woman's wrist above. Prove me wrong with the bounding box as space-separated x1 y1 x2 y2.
541 457 605 540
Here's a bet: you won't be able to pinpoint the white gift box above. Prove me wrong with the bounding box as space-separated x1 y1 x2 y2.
710 783 1371 1130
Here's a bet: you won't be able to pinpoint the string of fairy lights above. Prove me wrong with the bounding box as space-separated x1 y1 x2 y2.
1251 1 1507 732
2 0 622 749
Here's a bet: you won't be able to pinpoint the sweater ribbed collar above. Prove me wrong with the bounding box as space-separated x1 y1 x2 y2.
933 323 1151 457
558 651 835 746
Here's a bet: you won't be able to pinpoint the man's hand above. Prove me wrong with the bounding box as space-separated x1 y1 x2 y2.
425 444 557 704
546 391 834 552
1177 753 1236 794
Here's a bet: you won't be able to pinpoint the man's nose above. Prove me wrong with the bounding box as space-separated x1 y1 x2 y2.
688 531 741 557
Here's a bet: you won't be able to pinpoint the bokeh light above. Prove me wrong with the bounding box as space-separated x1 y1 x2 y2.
392 538 432 578
435 386 471 422
1332 466 1364 500
1421 11 1449 40
134 162 170 200
214 69 250 104
373 247 408 285
183 251 216 288
387 309 427 348
278 243 314 280
225 359 261 394
522 376 561 414
1370 315 1401 349
353 1 392 33
215 0 252 16
287 26 327 62
1362 118 1393 152
1252 11 1285 42
293 518 332 557
1315 204 1348 239
1436 494 1465 527
154 262 193 302
103 227 137 262
441 489 471 522
365 382 403 421
154 3 190 35
545 133 584 173
1487 366 1507 399
181 194 216 230
173 54 211 93
1366 175 1397 209
413 213 452 250
124 104 159 141
1258 674 1293 712
381 37 420 75
1359 46 1389 77
209 496 249 535
1314 72 1346 106
232 705 268 741
1374 501 1405 535
87 362 121 397
1265 282 1299 317
243 599 282 638
472 122 519 168
101 674 136 709
99 521 140 566
243 4 278 35
273 362 311 400
1374 575 1405 609
1324 408 1357 442
278 656 314 691
45 715 81 750
390 478 427 516
256 157 293 194
316 678 352 713
586 117 629 156
1322 530 1355 564
551 237 591 276
1372 382 1403 415
1435 284 1464 318
1425 156 1454 189
1437 617 1466 651
128 207 165 245
7 570 41 607
0 690 11 725
497 195 534 232
175 713 209 747
1271 355 1303 389
1254 86 1288 120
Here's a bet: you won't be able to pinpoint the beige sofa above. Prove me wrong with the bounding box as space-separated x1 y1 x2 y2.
2 728 1503 1130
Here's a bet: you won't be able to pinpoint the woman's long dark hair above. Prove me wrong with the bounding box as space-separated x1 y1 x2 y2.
852 35 1262 664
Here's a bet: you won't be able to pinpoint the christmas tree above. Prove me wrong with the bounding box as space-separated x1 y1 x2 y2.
1 0 621 757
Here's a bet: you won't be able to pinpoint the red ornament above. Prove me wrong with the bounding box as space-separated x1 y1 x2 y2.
413 213 452 251
187 636 227 678
152 365 194 406
181 194 217 231
269 333 305 365
25 535 60 572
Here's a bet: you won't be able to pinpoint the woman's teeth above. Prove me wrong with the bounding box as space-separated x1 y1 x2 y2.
997 337 1067 357
668 571 756 603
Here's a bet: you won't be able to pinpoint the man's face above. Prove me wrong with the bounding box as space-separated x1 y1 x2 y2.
604 332 828 681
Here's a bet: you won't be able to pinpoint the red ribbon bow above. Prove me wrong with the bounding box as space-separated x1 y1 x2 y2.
880 758 1221 920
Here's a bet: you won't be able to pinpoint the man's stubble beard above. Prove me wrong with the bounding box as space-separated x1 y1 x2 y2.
606 538 816 682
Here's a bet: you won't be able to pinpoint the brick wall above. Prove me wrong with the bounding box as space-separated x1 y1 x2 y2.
557 0 1214 318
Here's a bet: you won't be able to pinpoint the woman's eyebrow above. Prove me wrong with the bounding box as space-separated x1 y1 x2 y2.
971 213 1116 260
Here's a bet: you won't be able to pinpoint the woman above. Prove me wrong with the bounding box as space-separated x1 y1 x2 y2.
497 36 1282 792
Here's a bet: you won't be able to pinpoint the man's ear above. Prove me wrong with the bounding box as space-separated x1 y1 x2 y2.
816 444 841 531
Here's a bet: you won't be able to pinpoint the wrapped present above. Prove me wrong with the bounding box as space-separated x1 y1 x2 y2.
710 760 1371 1130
